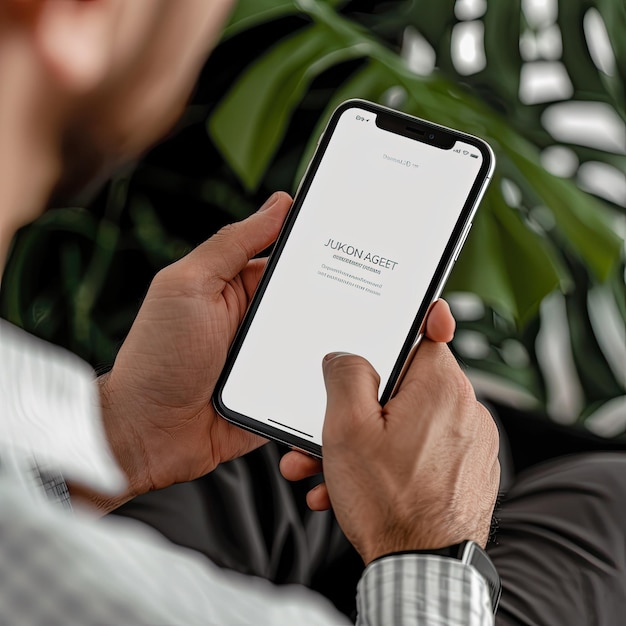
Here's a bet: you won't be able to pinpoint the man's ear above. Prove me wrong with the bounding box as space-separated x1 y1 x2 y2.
32 0 116 93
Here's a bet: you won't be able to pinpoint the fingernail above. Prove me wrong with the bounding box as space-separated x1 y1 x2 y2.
258 192 279 212
323 351 353 363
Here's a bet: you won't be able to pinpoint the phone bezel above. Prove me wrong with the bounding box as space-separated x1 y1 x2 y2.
213 99 494 458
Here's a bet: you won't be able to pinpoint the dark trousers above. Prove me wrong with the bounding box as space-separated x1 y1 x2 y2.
114 443 626 624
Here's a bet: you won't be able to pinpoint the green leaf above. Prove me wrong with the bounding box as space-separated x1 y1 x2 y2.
1 208 98 325
508 151 622 280
403 0 457 69
209 0 622 324
293 62 397 187
566 281 623 400
482 0 522 104
447 185 563 325
595 0 626 114
223 0 299 40
208 23 372 190
559 0 613 99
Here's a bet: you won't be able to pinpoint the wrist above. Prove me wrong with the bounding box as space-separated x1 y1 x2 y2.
96 372 153 502
365 523 490 566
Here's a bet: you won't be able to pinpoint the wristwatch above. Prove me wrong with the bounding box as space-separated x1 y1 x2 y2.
416 541 501 613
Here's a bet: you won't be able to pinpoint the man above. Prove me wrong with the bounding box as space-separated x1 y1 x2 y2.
0 1 624 624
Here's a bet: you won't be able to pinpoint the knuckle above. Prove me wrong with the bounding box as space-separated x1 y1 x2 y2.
478 409 500 465
326 355 381 389
152 258 202 295
215 222 239 240
457 373 476 407
479 405 499 446
215 223 250 257
211 223 254 273
492 460 501 490
448 370 476 422
327 353 365 374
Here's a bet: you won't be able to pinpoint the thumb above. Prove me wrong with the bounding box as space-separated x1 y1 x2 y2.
188 192 292 283
322 353 382 445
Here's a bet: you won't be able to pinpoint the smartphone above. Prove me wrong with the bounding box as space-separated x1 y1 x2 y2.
214 99 494 457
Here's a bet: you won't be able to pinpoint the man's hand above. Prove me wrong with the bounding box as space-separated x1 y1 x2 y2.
93 192 292 511
281 302 500 565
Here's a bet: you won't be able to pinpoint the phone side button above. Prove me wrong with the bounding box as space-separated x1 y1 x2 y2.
454 221 473 262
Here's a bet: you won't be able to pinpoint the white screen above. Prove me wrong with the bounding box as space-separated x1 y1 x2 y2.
221 106 485 445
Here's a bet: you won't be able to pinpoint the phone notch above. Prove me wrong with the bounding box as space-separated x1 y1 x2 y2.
376 113 455 150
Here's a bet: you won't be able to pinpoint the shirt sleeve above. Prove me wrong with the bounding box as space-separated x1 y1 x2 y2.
0 477 352 626
0 320 126 495
0 479 493 626
356 554 494 626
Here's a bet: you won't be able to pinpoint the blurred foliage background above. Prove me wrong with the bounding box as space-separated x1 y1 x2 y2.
2 0 624 437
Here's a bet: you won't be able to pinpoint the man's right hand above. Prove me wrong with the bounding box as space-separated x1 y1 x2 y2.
282 311 500 566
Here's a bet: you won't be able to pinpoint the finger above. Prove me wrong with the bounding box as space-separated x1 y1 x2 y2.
322 353 381 444
424 299 455 343
279 451 323 482
393 340 464 407
241 258 268 300
210 417 268 465
306 482 332 511
190 192 292 283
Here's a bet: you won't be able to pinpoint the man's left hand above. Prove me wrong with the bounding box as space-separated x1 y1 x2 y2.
96 192 291 507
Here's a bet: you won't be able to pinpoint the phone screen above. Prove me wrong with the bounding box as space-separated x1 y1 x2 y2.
218 104 491 449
